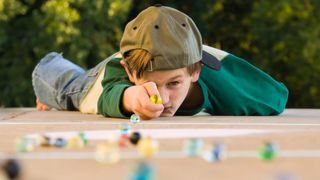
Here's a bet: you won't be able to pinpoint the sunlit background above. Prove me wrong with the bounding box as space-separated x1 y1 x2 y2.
0 0 319 108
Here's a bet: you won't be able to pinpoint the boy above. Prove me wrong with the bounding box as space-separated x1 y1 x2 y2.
32 5 289 120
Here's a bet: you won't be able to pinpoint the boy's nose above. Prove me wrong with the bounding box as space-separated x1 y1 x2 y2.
158 88 169 105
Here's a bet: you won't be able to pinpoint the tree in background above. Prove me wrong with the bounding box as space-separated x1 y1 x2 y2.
0 0 319 108
0 0 131 106
249 0 320 107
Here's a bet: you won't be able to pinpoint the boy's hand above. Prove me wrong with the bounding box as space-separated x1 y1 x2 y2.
122 82 164 120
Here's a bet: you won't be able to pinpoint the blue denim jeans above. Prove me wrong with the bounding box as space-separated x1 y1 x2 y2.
32 52 110 110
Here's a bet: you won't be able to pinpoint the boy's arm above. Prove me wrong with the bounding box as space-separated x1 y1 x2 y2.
97 58 132 118
199 54 289 116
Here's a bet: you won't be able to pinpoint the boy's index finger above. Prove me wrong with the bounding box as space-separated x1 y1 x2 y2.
142 81 158 95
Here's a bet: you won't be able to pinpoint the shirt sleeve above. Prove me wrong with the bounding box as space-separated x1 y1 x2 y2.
98 58 133 118
198 54 289 116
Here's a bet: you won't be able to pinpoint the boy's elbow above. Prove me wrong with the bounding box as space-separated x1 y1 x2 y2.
276 84 289 115
265 86 289 116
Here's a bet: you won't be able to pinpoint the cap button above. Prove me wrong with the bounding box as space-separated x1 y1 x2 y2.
154 4 162 7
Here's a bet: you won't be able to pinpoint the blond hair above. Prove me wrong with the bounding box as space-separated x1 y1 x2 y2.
124 49 201 79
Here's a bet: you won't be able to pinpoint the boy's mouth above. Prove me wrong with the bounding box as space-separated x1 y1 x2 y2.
162 107 174 116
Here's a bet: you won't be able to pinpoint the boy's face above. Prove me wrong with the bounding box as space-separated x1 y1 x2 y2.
127 66 201 117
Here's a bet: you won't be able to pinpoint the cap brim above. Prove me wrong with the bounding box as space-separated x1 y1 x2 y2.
201 50 221 70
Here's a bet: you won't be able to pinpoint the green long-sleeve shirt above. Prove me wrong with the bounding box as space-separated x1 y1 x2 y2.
98 49 288 118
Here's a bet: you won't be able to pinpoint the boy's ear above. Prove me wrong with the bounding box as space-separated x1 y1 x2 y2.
191 63 203 82
120 60 136 83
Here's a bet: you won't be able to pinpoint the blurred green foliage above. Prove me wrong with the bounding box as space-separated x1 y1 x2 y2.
0 0 319 108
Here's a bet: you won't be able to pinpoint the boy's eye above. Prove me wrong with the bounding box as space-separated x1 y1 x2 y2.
167 81 180 87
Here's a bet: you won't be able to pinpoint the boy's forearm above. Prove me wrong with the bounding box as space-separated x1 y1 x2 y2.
122 86 134 115
98 84 131 118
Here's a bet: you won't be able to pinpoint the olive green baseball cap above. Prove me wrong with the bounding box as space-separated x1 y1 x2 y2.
120 5 221 71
